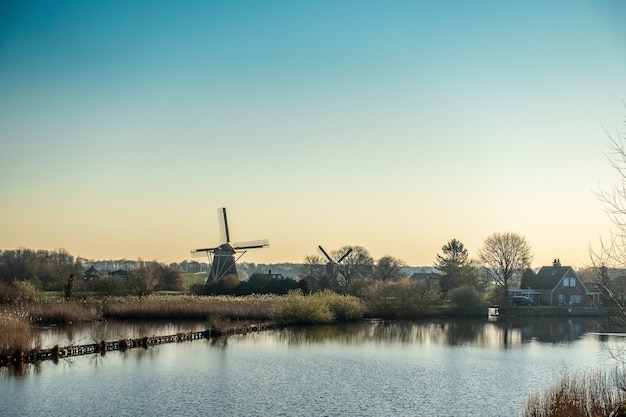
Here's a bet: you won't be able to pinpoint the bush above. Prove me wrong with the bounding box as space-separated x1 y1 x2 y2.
270 290 363 324
0 281 38 303
85 276 128 296
361 279 441 318
448 285 484 309
320 290 364 320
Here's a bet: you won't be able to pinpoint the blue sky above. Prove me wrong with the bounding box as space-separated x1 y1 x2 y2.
1 0 625 267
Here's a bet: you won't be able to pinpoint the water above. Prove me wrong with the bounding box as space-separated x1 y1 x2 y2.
0 317 623 416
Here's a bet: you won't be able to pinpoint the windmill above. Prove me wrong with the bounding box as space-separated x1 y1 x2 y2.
318 245 353 283
191 208 269 282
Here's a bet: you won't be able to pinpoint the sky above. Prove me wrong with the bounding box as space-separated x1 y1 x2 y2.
1 1 626 268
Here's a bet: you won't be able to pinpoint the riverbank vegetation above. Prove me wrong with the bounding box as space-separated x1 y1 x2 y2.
523 370 626 417
270 290 363 324
0 291 364 359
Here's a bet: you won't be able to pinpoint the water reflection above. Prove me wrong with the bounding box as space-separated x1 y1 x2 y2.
34 320 210 348
270 317 614 348
31 316 619 352
4 316 618 379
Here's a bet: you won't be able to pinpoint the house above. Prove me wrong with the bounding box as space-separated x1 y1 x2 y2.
409 272 437 285
512 260 601 307
83 265 101 281
248 270 284 289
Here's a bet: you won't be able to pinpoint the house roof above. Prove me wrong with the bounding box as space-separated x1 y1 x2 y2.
530 265 577 290
410 272 436 281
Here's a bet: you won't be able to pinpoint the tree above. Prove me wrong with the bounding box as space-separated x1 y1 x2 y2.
591 114 626 318
300 254 327 292
593 116 626 272
156 264 185 291
0 248 37 284
128 260 160 297
477 232 533 306
332 245 374 286
372 255 406 282
520 268 536 289
434 239 478 295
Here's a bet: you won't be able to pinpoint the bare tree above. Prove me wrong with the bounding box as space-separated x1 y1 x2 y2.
591 112 626 317
477 232 533 306
300 254 327 292
372 255 406 282
593 118 626 269
332 245 374 286
128 260 160 297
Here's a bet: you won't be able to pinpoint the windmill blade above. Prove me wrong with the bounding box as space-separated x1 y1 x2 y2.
218 207 230 244
233 239 269 250
191 246 219 254
337 248 353 264
318 245 333 263
190 248 214 259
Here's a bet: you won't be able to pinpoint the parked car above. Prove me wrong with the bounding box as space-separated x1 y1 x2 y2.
511 296 535 306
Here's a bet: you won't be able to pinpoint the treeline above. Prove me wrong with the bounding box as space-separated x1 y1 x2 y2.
0 248 82 291
0 248 184 299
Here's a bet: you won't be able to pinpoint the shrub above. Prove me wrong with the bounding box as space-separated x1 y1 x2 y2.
85 276 128 296
270 290 363 324
361 279 441 318
448 285 484 309
318 290 364 320
0 281 39 303
271 290 335 324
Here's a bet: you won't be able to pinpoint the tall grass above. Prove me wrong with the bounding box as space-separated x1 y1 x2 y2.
270 290 364 324
102 295 279 321
0 314 38 358
523 370 626 417
26 302 100 323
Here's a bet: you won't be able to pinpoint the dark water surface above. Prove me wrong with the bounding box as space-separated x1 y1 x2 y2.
0 317 623 416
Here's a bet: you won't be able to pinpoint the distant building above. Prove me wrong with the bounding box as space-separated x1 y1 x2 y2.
510 259 601 306
83 266 101 280
409 272 437 285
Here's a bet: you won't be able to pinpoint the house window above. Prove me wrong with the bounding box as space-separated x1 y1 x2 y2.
570 294 582 304
563 277 576 287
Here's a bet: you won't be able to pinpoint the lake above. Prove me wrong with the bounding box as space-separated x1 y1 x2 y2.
0 317 623 416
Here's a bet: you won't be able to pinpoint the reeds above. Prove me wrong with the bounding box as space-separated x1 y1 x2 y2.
523 370 626 417
0 313 39 359
101 295 279 321
26 301 100 323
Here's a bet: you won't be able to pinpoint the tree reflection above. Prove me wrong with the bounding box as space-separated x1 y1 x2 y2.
257 317 615 349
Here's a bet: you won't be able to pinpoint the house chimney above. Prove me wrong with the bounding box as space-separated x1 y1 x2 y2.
553 258 561 267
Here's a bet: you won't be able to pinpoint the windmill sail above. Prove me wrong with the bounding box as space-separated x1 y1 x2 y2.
337 248 353 264
219 207 229 244
318 245 333 263
233 239 270 250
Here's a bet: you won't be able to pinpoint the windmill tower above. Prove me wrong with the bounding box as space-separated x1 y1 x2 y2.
318 245 353 283
191 208 269 282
